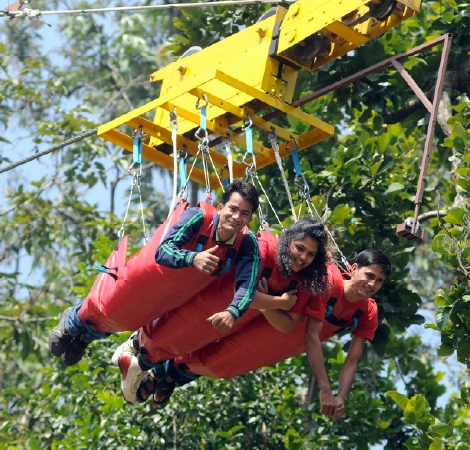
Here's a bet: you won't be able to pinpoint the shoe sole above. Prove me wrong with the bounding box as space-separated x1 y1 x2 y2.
119 354 137 405
49 310 73 357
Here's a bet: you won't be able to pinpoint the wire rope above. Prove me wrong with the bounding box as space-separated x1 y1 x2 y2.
0 129 97 175
0 1 296 19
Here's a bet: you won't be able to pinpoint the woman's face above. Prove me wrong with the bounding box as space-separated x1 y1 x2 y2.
289 236 319 272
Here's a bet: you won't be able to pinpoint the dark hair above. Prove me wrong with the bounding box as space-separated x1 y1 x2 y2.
277 217 329 294
222 180 259 213
356 248 392 277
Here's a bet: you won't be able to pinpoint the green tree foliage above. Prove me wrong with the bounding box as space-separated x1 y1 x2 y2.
1 0 470 448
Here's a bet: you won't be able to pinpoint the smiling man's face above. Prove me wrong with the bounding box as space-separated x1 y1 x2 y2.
216 192 253 241
349 264 387 299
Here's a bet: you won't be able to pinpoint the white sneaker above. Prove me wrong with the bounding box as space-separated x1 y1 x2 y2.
118 353 146 404
111 334 138 366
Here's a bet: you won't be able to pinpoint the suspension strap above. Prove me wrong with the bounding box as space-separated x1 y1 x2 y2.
195 94 224 203
222 133 233 184
177 147 188 203
268 127 297 222
288 136 351 272
131 125 143 170
168 108 179 216
118 126 148 245
242 116 282 231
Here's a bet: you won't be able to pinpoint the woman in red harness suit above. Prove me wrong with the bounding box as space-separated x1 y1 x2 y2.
120 216 330 406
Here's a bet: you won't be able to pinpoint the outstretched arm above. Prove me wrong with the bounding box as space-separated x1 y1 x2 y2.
261 308 302 333
334 335 366 417
304 315 337 418
155 208 204 269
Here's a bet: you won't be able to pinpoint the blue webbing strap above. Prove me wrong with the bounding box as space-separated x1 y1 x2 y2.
179 155 187 191
84 322 110 339
200 104 207 132
325 305 333 318
335 317 359 336
291 147 303 177
219 257 232 274
132 134 142 167
245 124 253 157
95 264 117 274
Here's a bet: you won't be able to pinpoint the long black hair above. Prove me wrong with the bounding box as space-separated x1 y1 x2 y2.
277 217 329 294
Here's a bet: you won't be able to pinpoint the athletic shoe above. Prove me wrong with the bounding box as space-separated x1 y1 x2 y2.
118 353 146 404
111 334 138 366
49 308 73 357
61 335 89 366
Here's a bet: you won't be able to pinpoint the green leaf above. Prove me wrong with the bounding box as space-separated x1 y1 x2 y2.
435 306 452 329
429 437 446 450
385 391 409 410
429 420 453 438
444 207 466 225
437 342 455 357
451 122 469 141
329 204 353 224
384 182 404 194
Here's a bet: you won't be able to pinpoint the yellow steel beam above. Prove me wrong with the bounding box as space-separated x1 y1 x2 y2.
215 70 335 137
100 129 219 188
277 0 421 71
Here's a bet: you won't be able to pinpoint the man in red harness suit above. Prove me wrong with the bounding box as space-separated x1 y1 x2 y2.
49 181 260 402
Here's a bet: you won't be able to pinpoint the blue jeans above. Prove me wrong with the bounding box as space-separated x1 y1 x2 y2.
66 304 108 343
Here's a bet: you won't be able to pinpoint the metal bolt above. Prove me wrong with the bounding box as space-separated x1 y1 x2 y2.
177 64 186 74
285 29 297 42
257 26 267 37
291 3 300 16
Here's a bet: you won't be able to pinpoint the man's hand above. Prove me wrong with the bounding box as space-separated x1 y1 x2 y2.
319 389 337 418
279 290 298 310
332 395 345 419
207 311 236 332
257 277 269 294
192 245 220 274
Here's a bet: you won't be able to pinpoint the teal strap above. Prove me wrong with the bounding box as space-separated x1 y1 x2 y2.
219 257 232 274
200 105 207 132
245 125 253 156
95 264 117 274
132 135 142 167
291 147 303 177
179 156 187 190
84 322 109 339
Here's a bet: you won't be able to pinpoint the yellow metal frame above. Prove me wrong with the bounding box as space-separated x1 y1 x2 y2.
277 0 421 70
97 0 421 188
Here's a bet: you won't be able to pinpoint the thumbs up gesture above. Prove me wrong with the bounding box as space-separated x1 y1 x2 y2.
192 245 220 274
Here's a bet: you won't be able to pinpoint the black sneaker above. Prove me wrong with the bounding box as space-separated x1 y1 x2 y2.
49 308 73 357
62 335 90 366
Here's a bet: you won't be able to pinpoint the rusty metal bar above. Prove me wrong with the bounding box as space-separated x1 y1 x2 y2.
411 33 452 234
293 34 451 107
390 59 433 113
